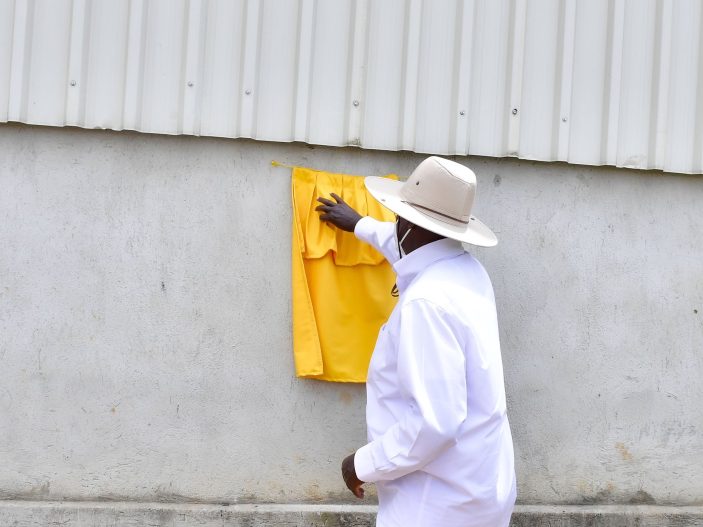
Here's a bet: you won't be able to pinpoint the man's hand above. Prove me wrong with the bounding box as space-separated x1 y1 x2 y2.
315 193 363 232
341 453 365 499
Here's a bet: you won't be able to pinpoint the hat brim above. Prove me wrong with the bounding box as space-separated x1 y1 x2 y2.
364 176 498 247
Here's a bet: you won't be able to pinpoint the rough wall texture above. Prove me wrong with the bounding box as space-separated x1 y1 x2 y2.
0 124 701 508
2 502 703 527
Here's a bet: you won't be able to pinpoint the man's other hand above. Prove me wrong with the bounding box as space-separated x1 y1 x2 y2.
341 453 365 499
315 193 362 232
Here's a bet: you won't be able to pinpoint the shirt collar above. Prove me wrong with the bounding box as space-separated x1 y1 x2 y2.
392 237 465 294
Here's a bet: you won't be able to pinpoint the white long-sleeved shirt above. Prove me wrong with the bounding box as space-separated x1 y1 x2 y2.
353 217 516 527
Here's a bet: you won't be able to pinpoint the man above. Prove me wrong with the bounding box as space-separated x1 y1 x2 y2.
315 156 516 527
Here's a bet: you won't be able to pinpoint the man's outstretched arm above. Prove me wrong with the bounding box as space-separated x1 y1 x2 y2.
316 193 398 264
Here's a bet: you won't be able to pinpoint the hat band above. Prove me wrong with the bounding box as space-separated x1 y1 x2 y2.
403 201 470 225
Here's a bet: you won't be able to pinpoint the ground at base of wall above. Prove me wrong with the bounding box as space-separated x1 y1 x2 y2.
1 501 703 526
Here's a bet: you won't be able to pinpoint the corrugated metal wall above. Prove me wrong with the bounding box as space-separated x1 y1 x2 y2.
1 0 702 174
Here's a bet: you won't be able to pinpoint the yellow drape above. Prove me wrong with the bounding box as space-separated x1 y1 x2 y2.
291 167 397 382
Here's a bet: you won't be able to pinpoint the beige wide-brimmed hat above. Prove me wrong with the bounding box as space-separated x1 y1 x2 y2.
365 156 497 247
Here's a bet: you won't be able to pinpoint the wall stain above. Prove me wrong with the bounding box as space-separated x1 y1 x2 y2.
615 442 633 461
629 489 656 504
578 480 614 504
304 482 323 502
576 482 658 506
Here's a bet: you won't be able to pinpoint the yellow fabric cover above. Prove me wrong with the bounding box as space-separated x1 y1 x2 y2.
291 167 398 382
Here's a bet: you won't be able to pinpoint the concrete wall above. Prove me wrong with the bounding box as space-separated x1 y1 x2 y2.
0 124 701 511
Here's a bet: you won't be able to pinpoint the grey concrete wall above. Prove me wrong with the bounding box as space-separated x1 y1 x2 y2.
0 124 701 509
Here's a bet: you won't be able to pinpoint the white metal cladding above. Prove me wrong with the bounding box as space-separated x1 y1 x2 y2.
1 0 703 174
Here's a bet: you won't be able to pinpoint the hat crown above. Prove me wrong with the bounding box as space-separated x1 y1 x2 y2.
400 157 476 223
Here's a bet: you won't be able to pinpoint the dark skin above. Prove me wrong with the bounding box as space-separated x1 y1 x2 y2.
315 192 444 499
341 452 365 499
315 193 363 232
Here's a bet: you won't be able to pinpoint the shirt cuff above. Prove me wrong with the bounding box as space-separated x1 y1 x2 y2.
354 442 379 483
353 216 380 244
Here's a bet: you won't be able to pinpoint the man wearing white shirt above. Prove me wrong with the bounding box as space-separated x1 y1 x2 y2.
316 156 516 527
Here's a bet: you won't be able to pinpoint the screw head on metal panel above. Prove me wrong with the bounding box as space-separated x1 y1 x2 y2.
70 80 76 87
245 89 251 95
511 108 518 115
353 100 360 107
562 116 568 122
188 81 194 87
459 110 465 116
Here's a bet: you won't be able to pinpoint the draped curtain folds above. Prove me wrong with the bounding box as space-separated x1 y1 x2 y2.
291 167 398 382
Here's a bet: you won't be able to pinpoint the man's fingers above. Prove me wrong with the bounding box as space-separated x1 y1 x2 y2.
314 204 331 212
344 479 364 499
316 196 335 206
330 192 344 204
